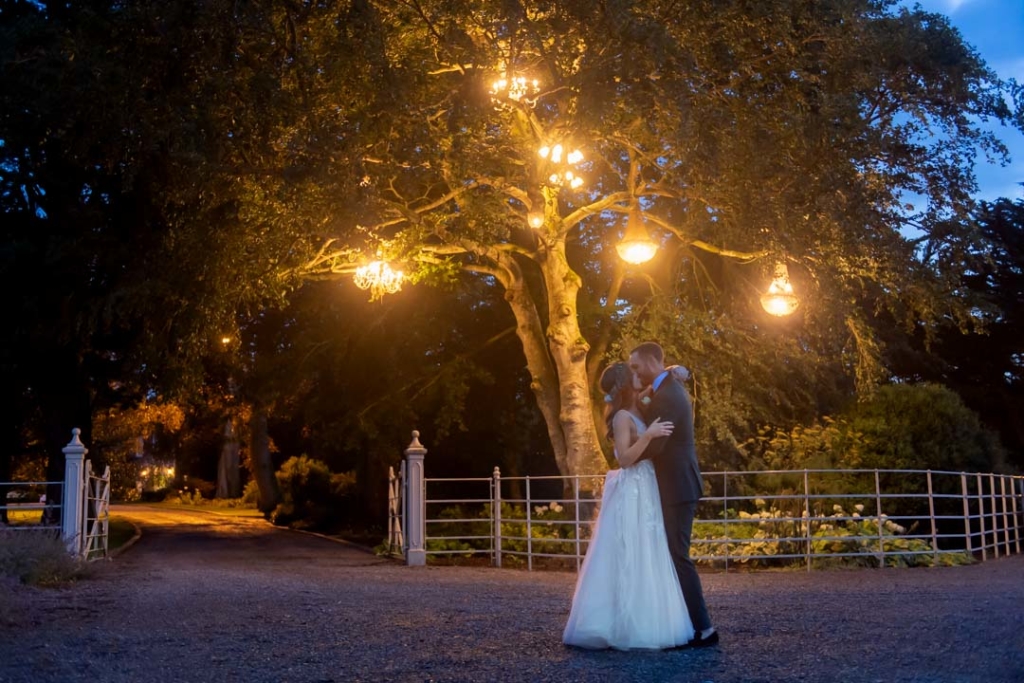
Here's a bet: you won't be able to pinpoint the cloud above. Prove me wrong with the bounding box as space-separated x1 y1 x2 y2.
909 0 977 14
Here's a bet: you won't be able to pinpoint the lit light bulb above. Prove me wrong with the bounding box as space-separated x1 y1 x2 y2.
616 208 659 264
760 263 800 316
617 241 659 264
528 211 545 229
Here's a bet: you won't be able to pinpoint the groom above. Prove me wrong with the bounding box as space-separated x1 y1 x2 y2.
629 342 718 647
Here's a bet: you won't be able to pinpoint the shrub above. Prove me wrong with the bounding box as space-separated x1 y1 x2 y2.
746 384 1007 474
0 529 88 586
691 500 972 568
140 488 171 503
182 477 216 500
241 479 260 506
843 384 1007 473
424 501 592 564
270 456 356 531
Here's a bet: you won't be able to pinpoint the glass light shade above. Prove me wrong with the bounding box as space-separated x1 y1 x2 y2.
616 209 658 264
760 263 799 316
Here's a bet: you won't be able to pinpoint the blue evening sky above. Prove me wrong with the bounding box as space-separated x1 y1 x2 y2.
907 0 1024 201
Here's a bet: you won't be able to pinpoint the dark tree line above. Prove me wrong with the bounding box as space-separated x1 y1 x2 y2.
1 1 1021 526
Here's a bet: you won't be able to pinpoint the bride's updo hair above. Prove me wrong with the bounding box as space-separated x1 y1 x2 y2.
599 362 635 441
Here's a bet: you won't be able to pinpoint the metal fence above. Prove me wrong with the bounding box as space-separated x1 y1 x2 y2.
408 467 1024 571
1 429 111 561
0 480 64 532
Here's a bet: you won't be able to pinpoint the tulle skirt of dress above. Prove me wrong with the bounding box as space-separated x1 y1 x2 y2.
562 460 695 650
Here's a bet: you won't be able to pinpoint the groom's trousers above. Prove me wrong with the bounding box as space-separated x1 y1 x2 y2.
664 501 712 631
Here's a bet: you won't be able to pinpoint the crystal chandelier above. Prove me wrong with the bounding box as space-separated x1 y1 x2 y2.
539 143 585 189
490 75 539 103
354 261 404 299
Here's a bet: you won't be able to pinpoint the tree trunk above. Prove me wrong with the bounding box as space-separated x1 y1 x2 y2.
538 239 609 484
249 406 278 513
216 418 241 499
491 238 608 488
499 254 570 477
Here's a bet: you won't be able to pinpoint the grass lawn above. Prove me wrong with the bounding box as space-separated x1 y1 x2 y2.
134 499 264 518
108 516 137 551
5 511 136 551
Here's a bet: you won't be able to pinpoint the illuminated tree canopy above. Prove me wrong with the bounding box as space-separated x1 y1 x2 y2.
1 0 1021 485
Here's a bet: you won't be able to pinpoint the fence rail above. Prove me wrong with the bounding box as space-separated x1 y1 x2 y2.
0 481 63 531
401 464 1024 571
1 429 110 562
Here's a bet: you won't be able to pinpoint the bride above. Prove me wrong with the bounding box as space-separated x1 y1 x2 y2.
563 362 695 650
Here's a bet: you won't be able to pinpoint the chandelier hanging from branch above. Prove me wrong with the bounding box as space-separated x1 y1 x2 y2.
353 261 404 299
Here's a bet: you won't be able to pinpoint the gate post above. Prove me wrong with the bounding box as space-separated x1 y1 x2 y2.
61 428 88 556
404 430 427 566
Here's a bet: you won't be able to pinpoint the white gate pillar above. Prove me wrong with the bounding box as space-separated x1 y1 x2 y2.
404 430 427 566
61 428 88 555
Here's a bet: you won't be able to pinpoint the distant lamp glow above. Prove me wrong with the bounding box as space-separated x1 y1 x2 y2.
165 467 174 476
354 261 404 299
527 210 545 229
760 263 800 316
220 336 231 345
616 208 659 264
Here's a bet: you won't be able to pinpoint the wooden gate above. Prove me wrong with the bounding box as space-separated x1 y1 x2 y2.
81 460 111 560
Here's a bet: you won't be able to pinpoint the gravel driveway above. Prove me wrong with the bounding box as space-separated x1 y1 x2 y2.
1 505 1021 683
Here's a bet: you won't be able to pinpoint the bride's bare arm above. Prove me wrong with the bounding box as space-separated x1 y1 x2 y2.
613 412 673 468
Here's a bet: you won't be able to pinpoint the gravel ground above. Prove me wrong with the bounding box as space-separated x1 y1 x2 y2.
1 505 1022 683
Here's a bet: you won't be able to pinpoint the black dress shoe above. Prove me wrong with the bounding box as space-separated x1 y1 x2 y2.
687 629 720 648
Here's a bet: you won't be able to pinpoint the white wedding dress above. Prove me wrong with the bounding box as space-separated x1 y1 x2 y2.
563 412 695 650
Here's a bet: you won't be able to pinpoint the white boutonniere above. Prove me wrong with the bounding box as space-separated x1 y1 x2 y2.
640 396 652 406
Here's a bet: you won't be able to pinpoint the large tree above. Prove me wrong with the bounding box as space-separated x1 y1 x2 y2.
288 0 1021 479
2 0 1020 490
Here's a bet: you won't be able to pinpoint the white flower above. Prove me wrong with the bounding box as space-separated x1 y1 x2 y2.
755 498 766 508
549 502 563 513
640 396 652 406
854 504 865 513
534 505 548 516
833 504 843 513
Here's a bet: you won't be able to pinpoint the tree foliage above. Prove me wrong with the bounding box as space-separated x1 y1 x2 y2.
745 383 1007 474
1 0 1021 502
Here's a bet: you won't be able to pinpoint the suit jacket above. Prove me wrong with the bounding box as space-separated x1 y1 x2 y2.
640 374 704 504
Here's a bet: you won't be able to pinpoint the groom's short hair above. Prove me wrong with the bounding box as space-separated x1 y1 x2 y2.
631 341 664 363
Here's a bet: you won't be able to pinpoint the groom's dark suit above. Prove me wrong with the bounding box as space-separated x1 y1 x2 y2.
640 374 712 632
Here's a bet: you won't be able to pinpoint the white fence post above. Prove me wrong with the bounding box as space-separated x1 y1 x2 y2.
60 428 88 556
404 430 427 567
